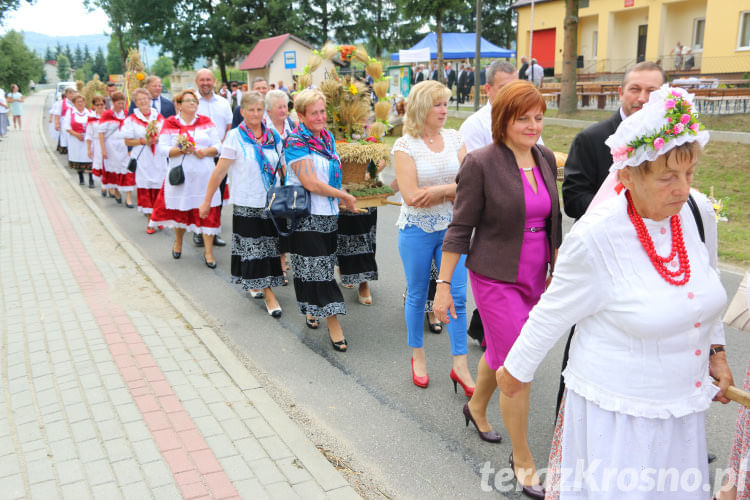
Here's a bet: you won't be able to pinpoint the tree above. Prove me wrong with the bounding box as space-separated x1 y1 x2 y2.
0 0 32 25
403 0 466 84
0 31 43 92
92 47 107 78
64 44 73 65
151 55 173 78
57 54 71 81
44 46 55 62
55 42 62 58
559 0 579 115
74 61 93 82
106 36 124 74
74 44 84 67
83 45 92 64
440 0 515 48
296 0 348 45
348 0 422 58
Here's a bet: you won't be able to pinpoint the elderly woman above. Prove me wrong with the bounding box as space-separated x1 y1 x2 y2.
433 81 559 499
86 95 107 196
64 93 95 187
392 80 473 390
497 85 733 499
149 89 222 267
122 87 166 232
199 92 285 317
284 89 357 351
98 91 133 205
54 87 75 154
264 89 294 140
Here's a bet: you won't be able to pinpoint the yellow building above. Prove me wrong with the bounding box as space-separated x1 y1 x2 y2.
512 0 750 77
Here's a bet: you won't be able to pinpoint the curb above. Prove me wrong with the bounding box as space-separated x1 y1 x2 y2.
36 93 359 498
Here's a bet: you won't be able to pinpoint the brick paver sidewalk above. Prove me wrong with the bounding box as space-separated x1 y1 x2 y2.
0 93 358 499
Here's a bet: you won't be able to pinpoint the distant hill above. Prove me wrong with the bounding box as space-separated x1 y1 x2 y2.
19 31 162 67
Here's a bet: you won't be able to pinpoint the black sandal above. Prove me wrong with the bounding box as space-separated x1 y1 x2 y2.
305 317 319 329
426 312 442 334
330 338 348 352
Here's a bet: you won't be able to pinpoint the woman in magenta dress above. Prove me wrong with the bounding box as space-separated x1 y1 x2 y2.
433 81 561 500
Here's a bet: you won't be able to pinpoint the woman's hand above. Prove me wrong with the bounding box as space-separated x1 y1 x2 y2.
146 135 157 146
432 285 455 324
87 148 93 159
102 150 108 160
198 201 211 219
193 148 206 159
496 367 528 398
411 186 448 208
709 351 734 404
339 192 357 212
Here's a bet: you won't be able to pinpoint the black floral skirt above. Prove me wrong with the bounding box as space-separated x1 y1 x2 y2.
337 207 378 286
231 206 285 290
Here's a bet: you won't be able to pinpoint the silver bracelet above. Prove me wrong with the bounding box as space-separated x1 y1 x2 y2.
435 279 451 286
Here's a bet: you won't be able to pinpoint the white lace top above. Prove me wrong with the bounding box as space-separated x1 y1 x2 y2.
391 129 463 232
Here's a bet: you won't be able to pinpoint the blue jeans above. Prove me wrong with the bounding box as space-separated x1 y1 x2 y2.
398 225 467 355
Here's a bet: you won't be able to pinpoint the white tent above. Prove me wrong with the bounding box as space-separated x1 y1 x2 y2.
397 48 431 63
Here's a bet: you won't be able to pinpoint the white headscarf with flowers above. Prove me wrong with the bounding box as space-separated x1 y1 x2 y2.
605 84 710 171
586 84 710 214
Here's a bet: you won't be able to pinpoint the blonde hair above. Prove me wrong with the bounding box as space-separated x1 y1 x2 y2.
174 89 199 104
403 81 451 137
294 88 326 117
240 91 265 110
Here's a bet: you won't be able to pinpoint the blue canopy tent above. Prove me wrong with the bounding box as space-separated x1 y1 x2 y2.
390 32 515 62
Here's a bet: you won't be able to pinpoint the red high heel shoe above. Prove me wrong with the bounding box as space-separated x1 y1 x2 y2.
450 369 475 397
411 357 429 388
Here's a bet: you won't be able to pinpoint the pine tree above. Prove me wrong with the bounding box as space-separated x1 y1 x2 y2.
92 47 107 78
74 44 84 67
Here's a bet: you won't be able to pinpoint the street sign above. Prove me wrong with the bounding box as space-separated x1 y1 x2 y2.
284 51 296 69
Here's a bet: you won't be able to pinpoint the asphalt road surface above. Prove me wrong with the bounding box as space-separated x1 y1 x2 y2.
41 92 748 499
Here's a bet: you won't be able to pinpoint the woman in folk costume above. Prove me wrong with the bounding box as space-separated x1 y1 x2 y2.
497 85 734 499
199 91 286 316
98 91 133 205
149 89 223 267
54 87 75 154
122 88 166 233
86 96 107 197
63 94 96 187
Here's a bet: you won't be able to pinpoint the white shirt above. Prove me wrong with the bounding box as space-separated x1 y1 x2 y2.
459 102 544 153
220 127 283 208
286 152 339 216
150 96 161 114
526 63 544 86
391 129 463 232
197 92 232 142
504 191 726 419
0 89 8 113
121 108 166 189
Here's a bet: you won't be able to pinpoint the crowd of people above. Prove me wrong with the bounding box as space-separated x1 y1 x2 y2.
45 58 747 498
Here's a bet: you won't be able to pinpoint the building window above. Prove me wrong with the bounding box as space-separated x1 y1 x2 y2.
693 18 704 50
740 11 750 49
592 31 598 59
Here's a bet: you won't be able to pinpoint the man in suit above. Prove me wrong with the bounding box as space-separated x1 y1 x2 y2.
231 77 269 129
128 76 175 118
556 61 667 416
456 64 467 103
465 68 475 103
445 63 457 91
415 64 426 83
430 63 439 81
562 61 666 220
518 56 529 81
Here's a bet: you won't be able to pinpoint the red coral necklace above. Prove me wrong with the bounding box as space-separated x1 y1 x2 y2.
625 190 691 286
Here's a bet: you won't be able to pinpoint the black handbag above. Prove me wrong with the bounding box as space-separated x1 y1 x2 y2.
127 143 145 173
264 166 310 237
168 155 186 186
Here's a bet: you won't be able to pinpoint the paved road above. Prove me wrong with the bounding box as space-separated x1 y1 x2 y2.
41 91 748 499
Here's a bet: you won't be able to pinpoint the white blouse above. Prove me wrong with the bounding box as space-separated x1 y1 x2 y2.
121 109 166 189
286 152 339 217
220 127 283 208
391 129 463 232
503 191 726 419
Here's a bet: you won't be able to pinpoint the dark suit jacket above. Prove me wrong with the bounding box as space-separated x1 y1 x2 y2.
562 110 623 219
430 69 439 81
457 71 467 91
466 71 474 89
518 62 529 80
446 69 457 88
128 95 175 118
231 105 243 129
416 71 425 83
443 142 562 283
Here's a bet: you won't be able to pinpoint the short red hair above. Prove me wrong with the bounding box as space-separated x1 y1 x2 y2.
491 80 546 145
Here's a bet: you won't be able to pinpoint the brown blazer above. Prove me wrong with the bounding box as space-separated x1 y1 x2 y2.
442 141 562 283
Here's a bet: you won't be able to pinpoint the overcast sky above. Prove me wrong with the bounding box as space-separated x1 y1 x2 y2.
2 0 110 37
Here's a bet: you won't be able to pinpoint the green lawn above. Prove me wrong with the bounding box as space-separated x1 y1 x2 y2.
386 118 750 267
546 108 750 132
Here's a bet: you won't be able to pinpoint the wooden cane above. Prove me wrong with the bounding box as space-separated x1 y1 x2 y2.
713 381 750 408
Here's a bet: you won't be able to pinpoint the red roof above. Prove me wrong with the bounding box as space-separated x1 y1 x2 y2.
240 34 290 70
239 34 312 70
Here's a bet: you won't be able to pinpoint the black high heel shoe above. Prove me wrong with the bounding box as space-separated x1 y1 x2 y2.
462 403 501 443
426 312 442 333
509 451 545 499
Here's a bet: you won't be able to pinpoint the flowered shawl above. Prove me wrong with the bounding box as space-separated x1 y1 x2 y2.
238 122 281 191
284 123 341 203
